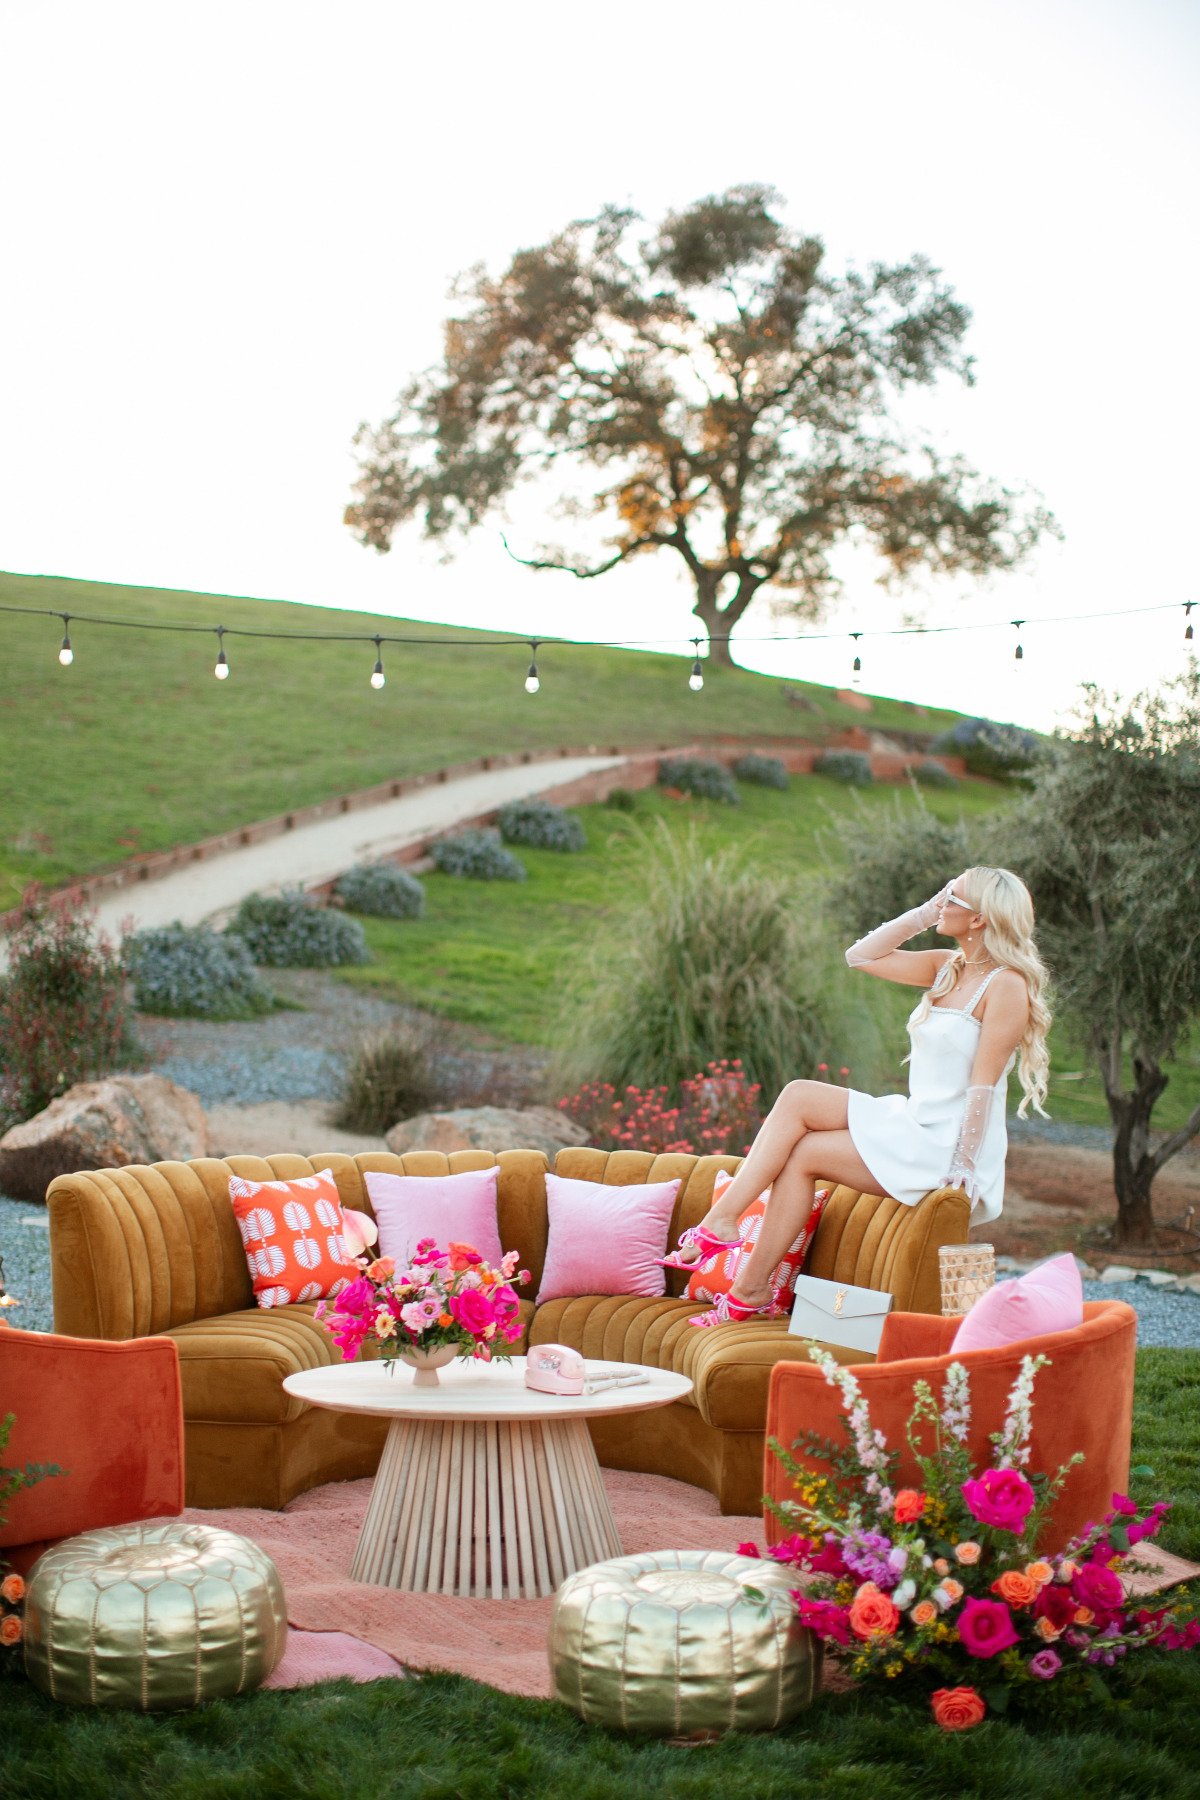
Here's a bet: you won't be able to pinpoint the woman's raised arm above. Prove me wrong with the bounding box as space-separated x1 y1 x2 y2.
844 883 957 988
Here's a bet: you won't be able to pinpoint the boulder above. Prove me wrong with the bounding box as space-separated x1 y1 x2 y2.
0 1074 210 1203
385 1105 590 1160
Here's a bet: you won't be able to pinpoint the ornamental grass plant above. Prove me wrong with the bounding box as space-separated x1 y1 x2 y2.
549 824 839 1101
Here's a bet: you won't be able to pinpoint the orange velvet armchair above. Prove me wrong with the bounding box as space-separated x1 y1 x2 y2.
764 1301 1138 1553
0 1326 185 1573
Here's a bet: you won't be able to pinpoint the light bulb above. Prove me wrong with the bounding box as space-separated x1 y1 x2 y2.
525 663 540 694
852 656 862 686
59 638 73 666
370 661 385 690
215 654 229 679
688 664 704 692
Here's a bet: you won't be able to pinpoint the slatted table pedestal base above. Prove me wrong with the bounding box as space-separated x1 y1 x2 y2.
350 1415 622 1598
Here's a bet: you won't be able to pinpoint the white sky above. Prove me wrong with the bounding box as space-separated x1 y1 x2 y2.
1 0 1197 731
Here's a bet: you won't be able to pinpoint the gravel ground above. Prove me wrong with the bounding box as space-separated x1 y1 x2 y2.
4 1191 1199 1347
1008 1117 1119 1152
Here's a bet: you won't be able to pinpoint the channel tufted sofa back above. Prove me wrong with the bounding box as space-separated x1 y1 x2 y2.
47 1149 969 1513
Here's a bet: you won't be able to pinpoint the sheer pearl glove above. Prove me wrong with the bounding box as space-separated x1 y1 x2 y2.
845 882 955 968
944 1085 995 1205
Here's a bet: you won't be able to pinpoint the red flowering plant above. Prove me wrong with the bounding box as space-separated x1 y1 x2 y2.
558 1060 764 1156
739 1346 1199 1727
316 1240 531 1369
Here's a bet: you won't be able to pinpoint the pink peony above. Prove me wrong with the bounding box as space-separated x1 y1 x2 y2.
955 1596 1020 1659
962 1467 1036 1534
793 1597 853 1645
449 1287 496 1337
1072 1560 1124 1621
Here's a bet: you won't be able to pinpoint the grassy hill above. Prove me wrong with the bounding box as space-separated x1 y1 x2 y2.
0 570 966 910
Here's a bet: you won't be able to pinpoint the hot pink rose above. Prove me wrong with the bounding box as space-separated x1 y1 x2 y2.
490 1283 521 1322
449 1287 496 1337
1072 1560 1124 1620
961 1468 1036 1534
955 1596 1020 1659
794 1597 852 1645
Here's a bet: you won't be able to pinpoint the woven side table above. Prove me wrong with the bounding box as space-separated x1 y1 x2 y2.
939 1243 996 1317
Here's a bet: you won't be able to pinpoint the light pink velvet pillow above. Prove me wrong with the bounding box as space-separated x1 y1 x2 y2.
950 1252 1084 1354
365 1166 503 1267
536 1172 680 1304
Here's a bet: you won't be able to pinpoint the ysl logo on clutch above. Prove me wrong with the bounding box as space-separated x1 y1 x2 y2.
833 1287 847 1316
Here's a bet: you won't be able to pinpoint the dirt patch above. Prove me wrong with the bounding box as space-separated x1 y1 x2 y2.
207 1101 387 1160
989 1141 1200 1271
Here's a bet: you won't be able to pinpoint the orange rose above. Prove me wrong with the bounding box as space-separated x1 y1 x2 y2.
0 1573 25 1604
365 1257 396 1282
1034 1615 1063 1642
938 1578 964 1604
893 1489 927 1524
992 1571 1039 1608
0 1615 22 1645
438 1312 454 1327
1025 1561 1054 1587
849 1582 901 1641
931 1686 986 1731
954 1542 982 1566
1074 1606 1095 1626
910 1601 938 1628
933 1557 950 1577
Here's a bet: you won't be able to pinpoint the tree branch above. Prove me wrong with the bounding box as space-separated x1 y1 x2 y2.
500 533 670 579
1150 1099 1200 1174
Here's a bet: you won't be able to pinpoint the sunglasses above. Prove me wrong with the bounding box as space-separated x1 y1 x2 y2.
942 891 977 911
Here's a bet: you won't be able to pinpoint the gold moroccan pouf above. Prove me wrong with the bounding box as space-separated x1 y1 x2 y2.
23 1521 287 1709
550 1549 819 1735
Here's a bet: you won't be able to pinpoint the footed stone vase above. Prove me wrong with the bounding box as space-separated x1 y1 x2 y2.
391 1343 458 1387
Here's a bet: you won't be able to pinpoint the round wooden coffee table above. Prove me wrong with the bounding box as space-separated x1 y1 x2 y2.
283 1356 692 1600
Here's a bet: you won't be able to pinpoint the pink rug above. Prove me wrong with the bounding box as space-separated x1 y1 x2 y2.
184 1470 765 1699
264 1630 405 1688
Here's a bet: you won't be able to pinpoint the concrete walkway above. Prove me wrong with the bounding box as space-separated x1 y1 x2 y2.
89 752 626 937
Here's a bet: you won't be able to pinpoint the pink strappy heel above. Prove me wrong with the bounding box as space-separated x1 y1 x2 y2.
656 1223 741 1272
689 1290 782 1329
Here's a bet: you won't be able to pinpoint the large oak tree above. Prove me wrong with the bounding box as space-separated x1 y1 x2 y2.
346 185 1054 666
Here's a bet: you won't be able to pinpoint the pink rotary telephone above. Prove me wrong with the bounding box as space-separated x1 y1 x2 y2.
524 1344 587 1395
524 1345 649 1397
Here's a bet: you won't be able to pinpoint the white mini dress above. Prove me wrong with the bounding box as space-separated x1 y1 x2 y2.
846 968 1012 1225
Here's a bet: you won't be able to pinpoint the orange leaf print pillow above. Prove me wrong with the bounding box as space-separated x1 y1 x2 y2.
228 1168 359 1308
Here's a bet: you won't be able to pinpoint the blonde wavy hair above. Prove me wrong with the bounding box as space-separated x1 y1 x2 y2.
911 865 1052 1117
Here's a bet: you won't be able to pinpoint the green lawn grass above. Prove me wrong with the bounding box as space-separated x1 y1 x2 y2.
5 1350 1198 1800
0 571 966 912
340 783 1200 1133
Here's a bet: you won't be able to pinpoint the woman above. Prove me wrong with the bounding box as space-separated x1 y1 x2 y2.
670 866 1051 1325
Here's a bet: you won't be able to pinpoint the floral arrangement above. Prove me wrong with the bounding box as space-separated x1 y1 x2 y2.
315 1239 530 1368
558 1060 763 1157
0 1407 64 1662
739 1347 1199 1728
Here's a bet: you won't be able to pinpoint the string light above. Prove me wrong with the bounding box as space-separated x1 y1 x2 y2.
850 632 862 686
688 638 704 691
370 635 386 689
0 596 1192 690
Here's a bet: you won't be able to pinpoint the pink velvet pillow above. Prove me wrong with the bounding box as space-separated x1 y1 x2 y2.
536 1172 680 1303
950 1252 1084 1353
365 1166 503 1267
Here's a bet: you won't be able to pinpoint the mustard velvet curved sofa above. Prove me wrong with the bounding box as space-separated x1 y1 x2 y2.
47 1147 969 1517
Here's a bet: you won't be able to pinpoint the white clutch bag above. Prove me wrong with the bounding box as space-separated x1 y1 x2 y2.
787 1273 894 1357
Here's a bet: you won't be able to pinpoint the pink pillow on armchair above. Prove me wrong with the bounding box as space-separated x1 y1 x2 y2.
536 1172 680 1303
365 1166 503 1267
950 1252 1084 1353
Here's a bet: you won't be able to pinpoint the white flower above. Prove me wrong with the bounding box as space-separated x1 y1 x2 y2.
892 1579 917 1610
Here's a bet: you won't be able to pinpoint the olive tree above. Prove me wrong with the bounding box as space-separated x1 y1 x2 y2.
828 672 1200 1246
346 185 1054 667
